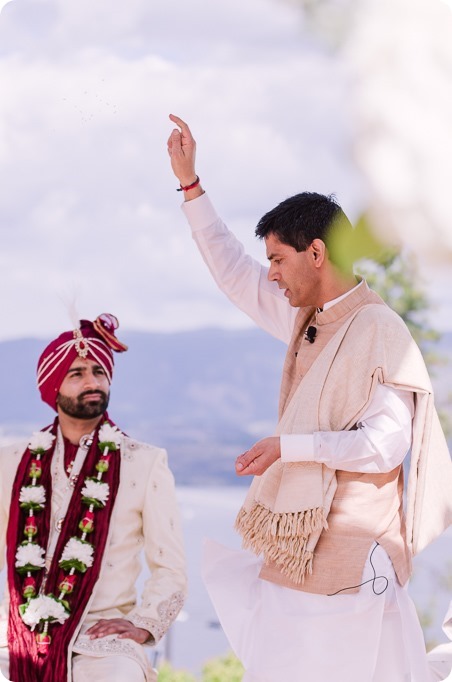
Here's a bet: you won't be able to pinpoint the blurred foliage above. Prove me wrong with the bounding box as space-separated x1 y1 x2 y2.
417 598 439 652
350 215 452 437
157 652 244 682
201 651 244 681
437 561 452 593
157 662 197 682
328 212 441 359
355 251 440 357
355 248 452 440
328 212 398 276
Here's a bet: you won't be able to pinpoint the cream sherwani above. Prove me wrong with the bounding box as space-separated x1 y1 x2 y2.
0 430 187 682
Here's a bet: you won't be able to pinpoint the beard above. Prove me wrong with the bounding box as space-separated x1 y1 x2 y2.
57 390 110 420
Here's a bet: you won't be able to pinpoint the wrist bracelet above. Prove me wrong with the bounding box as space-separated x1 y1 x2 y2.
177 176 200 192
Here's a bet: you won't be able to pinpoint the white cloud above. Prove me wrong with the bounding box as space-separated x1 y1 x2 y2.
0 0 368 340
0 0 449 342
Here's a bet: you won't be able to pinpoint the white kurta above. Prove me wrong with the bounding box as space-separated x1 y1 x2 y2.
182 193 434 682
203 540 431 682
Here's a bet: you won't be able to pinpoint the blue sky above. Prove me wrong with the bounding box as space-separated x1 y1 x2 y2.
0 0 450 340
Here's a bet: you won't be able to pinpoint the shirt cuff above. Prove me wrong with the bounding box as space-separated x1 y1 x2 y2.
280 433 316 462
181 192 219 233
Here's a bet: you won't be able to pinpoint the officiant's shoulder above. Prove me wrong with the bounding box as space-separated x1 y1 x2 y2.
359 299 411 331
352 299 418 349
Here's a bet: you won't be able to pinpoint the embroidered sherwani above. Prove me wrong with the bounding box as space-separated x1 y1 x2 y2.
0 431 187 682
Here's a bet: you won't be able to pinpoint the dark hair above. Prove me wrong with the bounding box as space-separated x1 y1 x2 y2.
255 192 353 253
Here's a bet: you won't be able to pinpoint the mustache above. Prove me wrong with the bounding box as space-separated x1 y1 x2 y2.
78 390 108 400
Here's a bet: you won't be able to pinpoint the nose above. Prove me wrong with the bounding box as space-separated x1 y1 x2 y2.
268 263 280 282
84 370 101 389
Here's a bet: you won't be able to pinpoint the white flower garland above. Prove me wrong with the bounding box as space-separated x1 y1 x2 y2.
81 479 109 506
98 423 122 449
21 595 70 629
19 485 46 507
28 431 55 454
15 543 46 570
60 537 94 569
15 421 122 653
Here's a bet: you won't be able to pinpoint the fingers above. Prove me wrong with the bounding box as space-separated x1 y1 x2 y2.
235 438 281 477
169 113 195 149
167 128 182 157
169 113 193 139
85 618 150 644
86 618 134 639
118 626 150 644
235 446 259 475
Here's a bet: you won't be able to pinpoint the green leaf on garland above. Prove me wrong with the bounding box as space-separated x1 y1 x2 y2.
20 502 45 512
59 559 88 573
16 563 44 575
81 496 105 509
98 441 118 452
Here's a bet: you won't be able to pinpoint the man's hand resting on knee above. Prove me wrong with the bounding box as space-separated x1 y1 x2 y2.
86 618 151 644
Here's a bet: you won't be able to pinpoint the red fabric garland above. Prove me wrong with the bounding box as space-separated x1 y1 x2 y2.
6 414 121 682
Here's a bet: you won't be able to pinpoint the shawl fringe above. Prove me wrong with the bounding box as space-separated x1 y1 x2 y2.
235 503 328 584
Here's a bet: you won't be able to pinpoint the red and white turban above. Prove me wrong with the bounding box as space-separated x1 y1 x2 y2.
37 313 128 410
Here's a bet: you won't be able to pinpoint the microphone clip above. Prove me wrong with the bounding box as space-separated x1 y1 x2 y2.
304 325 317 344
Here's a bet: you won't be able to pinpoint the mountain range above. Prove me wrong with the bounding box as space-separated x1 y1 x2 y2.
0 328 286 485
0 327 450 485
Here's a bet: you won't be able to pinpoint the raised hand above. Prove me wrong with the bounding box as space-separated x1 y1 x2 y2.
167 114 201 194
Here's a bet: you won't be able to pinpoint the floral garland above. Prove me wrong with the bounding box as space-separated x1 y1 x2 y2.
15 423 122 655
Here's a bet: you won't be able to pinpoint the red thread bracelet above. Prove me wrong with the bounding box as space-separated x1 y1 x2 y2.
177 176 200 192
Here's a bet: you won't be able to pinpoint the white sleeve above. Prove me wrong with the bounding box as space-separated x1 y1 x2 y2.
182 193 297 344
280 384 414 473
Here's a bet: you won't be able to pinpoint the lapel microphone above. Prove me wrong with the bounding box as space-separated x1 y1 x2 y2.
304 325 317 344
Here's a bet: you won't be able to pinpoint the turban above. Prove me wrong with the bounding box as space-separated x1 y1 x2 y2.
37 313 128 411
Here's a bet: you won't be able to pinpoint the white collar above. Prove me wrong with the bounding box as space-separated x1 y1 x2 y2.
322 280 364 312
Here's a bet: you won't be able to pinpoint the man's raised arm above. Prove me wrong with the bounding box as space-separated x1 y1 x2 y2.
166 114 296 343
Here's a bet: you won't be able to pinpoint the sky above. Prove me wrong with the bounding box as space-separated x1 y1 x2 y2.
0 0 450 342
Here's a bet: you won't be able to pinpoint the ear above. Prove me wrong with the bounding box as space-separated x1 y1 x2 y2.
309 239 326 268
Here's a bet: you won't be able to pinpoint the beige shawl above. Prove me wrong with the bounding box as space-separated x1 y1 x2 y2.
235 303 452 584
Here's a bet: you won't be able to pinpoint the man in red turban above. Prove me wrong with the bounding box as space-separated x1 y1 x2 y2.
0 314 187 682
37 313 127 412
